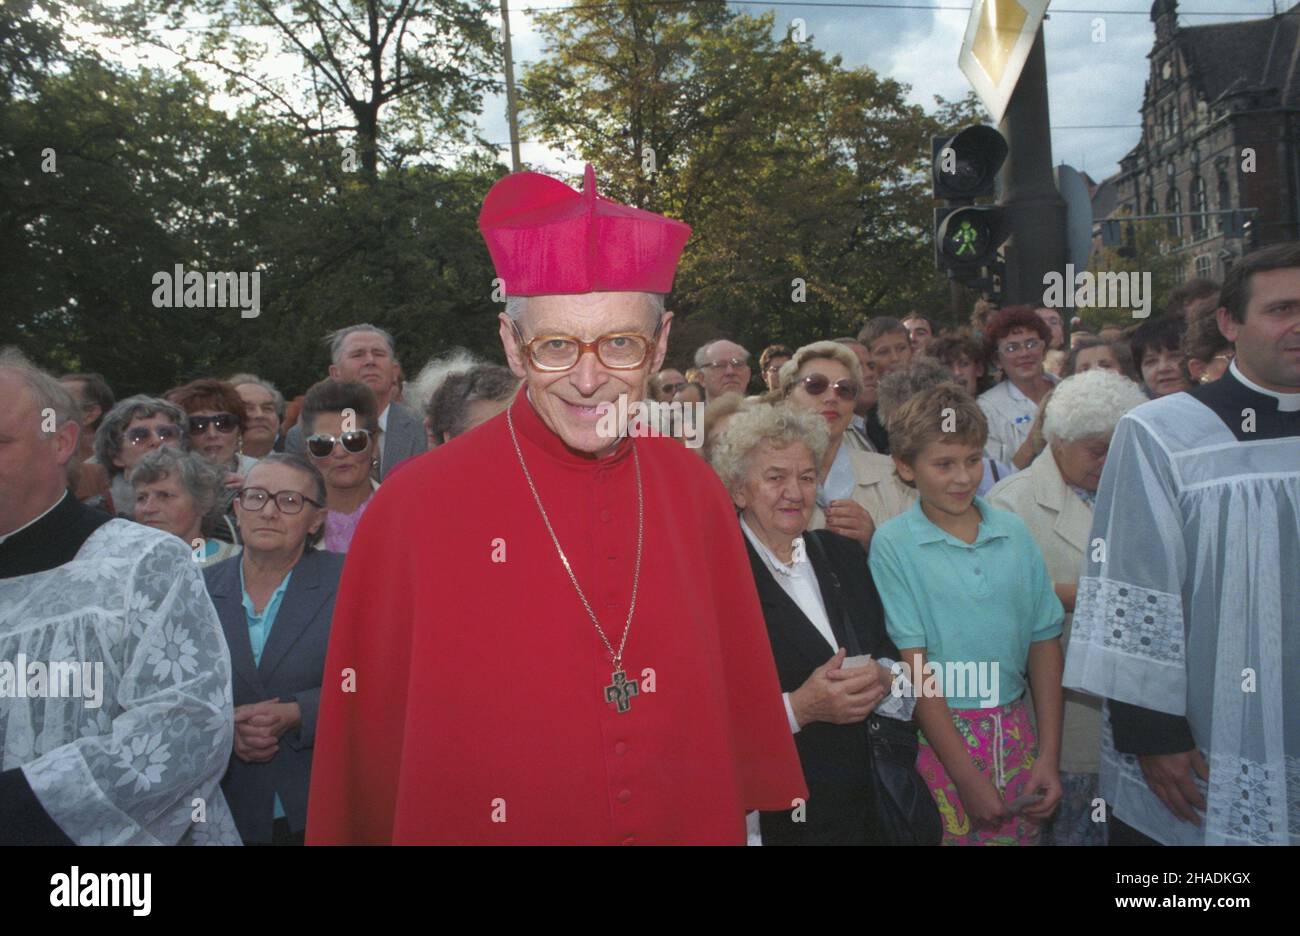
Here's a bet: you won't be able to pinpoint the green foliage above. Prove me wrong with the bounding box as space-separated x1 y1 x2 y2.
522 2 960 366
3 3 506 396
2 1 1010 395
1084 222 1186 327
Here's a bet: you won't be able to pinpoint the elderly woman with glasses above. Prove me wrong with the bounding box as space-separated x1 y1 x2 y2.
777 341 911 547
711 404 925 845
94 394 190 518
300 378 381 553
130 447 241 565
166 378 260 479
987 369 1149 846
978 306 1059 469
205 453 344 846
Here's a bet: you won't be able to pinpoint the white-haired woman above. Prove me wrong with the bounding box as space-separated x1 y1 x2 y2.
779 342 913 546
987 368 1149 846
712 404 923 845
130 447 241 566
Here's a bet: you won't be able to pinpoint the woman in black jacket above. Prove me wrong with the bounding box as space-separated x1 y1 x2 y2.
712 403 918 845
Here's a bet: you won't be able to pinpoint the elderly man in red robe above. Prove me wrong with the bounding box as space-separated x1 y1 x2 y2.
307 166 806 844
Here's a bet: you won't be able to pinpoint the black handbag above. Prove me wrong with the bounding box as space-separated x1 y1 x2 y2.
805 532 942 846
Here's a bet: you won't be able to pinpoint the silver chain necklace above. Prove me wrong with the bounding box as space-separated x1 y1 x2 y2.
507 402 644 714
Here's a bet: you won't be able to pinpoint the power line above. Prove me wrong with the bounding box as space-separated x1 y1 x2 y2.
520 1 1282 17
130 2 1286 29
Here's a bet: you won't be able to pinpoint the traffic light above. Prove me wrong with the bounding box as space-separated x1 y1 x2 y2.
1242 217 1260 250
932 125 1010 287
935 206 1010 270
932 125 1007 201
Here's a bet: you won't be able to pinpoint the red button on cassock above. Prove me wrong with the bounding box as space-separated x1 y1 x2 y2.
617 789 632 803
614 742 628 756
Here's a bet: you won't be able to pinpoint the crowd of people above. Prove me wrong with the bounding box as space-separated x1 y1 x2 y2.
1 162 1295 847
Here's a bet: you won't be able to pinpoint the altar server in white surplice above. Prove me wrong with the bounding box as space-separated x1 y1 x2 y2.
1064 244 1300 846
0 349 241 845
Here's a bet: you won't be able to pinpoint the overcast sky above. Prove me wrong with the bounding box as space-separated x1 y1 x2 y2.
485 1 1282 183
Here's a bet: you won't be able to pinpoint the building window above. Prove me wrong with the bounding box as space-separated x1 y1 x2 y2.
1190 176 1208 238
1167 186 1183 240
1217 168 1231 232
1195 254 1213 279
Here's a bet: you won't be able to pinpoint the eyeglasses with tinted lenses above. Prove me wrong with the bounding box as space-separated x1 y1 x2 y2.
702 357 749 371
659 382 686 396
236 487 322 514
188 413 238 435
307 430 372 458
998 339 1044 356
126 424 182 446
795 374 860 401
513 321 658 372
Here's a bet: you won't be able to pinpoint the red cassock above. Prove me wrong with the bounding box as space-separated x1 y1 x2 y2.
306 388 807 844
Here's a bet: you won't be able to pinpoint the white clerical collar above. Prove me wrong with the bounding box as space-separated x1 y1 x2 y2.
1230 360 1300 412
0 490 68 545
740 515 807 577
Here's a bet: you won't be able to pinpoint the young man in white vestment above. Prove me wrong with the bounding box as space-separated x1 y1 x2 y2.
0 349 240 844
1065 244 1300 845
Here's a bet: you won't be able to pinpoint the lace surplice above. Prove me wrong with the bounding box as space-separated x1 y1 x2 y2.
0 520 241 844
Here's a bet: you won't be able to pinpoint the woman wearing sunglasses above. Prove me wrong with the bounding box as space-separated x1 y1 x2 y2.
166 378 261 481
779 342 914 549
300 379 381 553
93 395 191 518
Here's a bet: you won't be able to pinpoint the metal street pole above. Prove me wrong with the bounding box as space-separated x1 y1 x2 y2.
997 25 1066 305
500 0 522 173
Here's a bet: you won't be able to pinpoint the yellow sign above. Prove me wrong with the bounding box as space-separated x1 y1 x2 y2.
959 0 1050 124
971 0 1029 86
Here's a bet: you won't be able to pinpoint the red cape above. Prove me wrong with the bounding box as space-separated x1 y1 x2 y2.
306 389 806 844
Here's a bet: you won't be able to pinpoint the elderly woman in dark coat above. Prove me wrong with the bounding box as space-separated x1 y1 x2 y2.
711 403 920 845
204 454 345 846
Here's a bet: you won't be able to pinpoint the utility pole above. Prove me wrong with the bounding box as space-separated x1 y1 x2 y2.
500 0 522 173
997 26 1067 305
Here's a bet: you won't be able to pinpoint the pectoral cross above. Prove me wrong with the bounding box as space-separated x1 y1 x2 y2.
604 669 639 714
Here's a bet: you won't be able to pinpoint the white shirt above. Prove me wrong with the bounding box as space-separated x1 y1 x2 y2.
978 372 1058 465
377 403 391 463
0 490 66 545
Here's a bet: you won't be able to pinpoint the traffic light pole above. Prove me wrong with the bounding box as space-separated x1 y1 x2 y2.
997 25 1067 306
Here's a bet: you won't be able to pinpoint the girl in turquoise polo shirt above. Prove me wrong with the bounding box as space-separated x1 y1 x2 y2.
869 384 1065 845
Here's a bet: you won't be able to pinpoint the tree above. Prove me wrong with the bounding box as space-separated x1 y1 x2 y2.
523 3 954 364
1084 221 1185 328
107 0 501 180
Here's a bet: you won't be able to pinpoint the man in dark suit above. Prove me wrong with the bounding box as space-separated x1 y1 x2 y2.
284 324 428 478
204 457 347 846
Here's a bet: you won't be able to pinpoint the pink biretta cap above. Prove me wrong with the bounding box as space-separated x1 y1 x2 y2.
478 164 691 297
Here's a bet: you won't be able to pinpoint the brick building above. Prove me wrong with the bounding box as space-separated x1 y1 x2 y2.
1094 0 1300 281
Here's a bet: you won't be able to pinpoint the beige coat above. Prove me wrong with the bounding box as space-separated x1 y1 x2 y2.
988 448 1100 774
809 451 917 533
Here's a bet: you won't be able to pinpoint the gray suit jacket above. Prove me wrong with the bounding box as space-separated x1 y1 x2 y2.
204 549 346 843
285 400 427 480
